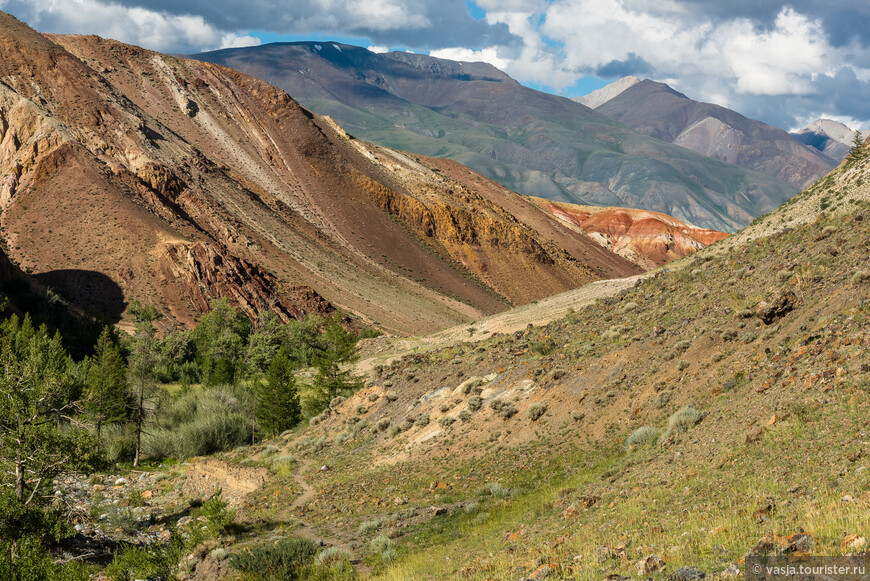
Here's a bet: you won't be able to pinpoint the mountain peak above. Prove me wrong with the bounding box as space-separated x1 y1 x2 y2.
574 76 641 108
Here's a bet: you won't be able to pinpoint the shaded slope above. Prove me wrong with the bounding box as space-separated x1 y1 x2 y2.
595 79 836 188
194 43 798 232
0 14 640 333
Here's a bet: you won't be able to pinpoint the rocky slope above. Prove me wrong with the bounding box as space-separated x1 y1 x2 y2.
160 131 870 580
194 43 798 232
574 75 639 109
593 79 836 189
528 197 729 269
0 13 643 333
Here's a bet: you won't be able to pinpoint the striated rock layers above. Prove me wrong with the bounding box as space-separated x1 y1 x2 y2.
0 13 641 333
530 198 728 270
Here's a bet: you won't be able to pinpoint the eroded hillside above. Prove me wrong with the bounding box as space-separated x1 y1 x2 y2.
0 13 641 333
172 138 870 580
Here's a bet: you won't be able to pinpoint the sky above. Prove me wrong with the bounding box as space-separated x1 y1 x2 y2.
2 0 869 131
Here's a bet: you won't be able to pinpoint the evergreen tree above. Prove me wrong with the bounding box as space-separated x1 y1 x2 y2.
245 310 287 375
848 130 867 164
310 314 363 411
0 321 98 504
255 347 301 436
193 299 251 385
83 327 128 454
127 302 162 467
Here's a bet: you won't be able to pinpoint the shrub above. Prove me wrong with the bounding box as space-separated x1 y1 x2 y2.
654 390 672 409
673 340 691 353
665 406 703 437
230 537 319 580
527 403 546 421
439 416 456 427
852 270 870 284
467 395 483 412
358 517 386 534
330 396 346 408
315 546 352 567
356 405 368 415
385 391 399 402
368 534 396 561
485 482 510 499
458 410 472 422
388 424 402 437
439 403 451 413
621 302 638 313
367 393 380 402
414 414 430 427
678 359 690 371
626 426 660 451
498 404 518 419
376 417 391 432
143 385 254 460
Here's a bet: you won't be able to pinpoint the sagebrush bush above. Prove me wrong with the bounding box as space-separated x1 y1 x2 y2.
527 403 546 421
367 393 379 402
467 395 483 412
385 391 399 402
315 546 351 567
626 425 660 450
358 517 386 534
666 406 703 437
414 414 430 427
439 416 456 427
654 390 672 409
852 270 870 284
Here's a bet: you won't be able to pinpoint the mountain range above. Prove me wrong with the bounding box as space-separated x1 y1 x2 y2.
0 13 659 334
194 42 800 232
579 77 837 189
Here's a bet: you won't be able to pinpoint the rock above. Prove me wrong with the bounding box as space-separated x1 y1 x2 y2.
751 499 775 523
393 497 407 505
843 535 867 552
177 516 192 527
320 465 330 471
595 545 614 562
114 478 129 486
841 494 854 502
430 506 448 516
673 566 706 580
745 426 765 445
756 291 798 325
529 564 555 580
784 533 813 554
635 554 665 575
719 564 740 578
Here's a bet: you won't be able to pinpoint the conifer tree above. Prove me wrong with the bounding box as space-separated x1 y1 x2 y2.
255 347 300 436
127 303 162 467
83 327 128 454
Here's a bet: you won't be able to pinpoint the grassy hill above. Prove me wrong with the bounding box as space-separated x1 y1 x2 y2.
122 142 870 580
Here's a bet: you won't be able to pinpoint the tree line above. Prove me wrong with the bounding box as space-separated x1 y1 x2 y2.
0 298 371 566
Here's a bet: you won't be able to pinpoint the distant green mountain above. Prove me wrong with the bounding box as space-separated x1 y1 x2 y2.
194 43 797 231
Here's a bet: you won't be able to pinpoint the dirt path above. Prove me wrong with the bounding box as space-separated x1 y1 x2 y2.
281 460 359 564
356 273 649 372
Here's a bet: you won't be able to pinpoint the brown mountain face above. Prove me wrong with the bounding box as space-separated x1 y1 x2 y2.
0 14 640 334
593 79 836 189
529 197 728 269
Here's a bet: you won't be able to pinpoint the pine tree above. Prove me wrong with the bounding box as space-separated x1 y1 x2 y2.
83 327 128 454
847 130 867 164
310 314 363 412
255 347 300 436
127 302 162 467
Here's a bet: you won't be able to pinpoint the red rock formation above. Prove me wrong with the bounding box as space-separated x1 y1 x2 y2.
531 198 728 269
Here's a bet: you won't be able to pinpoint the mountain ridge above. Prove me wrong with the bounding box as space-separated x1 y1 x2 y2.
193 42 799 232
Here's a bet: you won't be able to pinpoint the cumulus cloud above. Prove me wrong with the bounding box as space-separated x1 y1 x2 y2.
2 0 869 128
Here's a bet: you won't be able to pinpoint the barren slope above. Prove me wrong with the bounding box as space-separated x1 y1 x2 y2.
595 79 836 189
0 14 641 333
528 197 729 269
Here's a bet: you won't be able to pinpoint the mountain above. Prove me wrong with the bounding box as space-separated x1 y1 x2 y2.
791 118 863 162
590 78 836 189
193 43 799 232
152 134 870 580
528 198 729 269
574 75 639 108
0 13 642 334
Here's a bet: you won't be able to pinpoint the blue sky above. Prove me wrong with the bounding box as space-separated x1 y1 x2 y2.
2 0 868 130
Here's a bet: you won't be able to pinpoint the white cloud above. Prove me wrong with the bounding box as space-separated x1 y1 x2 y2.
1 0 261 53
367 45 390 53
429 46 510 69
